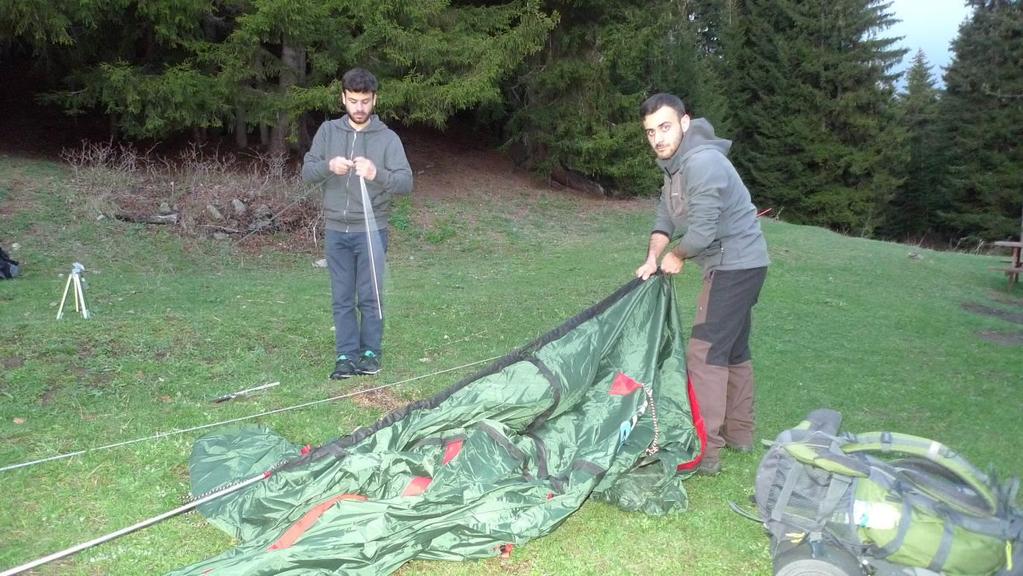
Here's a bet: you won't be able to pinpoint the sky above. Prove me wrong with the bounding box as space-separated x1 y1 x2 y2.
885 0 974 86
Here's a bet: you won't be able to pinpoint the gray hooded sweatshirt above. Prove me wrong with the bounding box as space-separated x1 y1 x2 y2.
653 118 769 273
302 115 413 233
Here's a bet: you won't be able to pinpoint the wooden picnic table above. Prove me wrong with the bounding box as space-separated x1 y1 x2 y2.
993 240 1023 287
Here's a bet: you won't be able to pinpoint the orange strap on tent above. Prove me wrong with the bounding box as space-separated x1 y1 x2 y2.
268 493 368 551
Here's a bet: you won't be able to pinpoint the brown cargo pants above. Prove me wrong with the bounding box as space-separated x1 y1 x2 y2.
686 266 767 467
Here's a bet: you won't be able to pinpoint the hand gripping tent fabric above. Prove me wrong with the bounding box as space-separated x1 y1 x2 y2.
170 275 705 576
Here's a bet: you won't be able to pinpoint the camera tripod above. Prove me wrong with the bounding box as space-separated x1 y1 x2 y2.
56 262 90 319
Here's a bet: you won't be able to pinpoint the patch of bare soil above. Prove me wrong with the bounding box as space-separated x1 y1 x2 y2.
349 385 407 412
403 129 539 202
2 356 24 370
989 291 1023 307
402 127 647 214
961 302 1023 325
964 300 1023 345
976 331 1023 346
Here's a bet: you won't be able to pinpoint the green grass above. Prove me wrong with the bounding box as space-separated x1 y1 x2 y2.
1 152 1021 576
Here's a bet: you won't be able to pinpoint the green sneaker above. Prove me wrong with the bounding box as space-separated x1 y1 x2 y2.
356 350 381 375
330 354 357 380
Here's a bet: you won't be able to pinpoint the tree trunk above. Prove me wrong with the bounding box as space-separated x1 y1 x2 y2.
235 102 248 149
550 164 607 197
269 117 287 156
297 113 312 151
269 42 306 155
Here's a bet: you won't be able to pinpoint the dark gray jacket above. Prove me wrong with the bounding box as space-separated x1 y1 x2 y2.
653 118 769 273
302 115 413 233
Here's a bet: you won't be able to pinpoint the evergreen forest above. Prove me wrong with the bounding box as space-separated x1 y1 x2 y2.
2 0 1021 244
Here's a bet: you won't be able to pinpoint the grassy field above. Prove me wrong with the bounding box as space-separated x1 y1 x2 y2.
1 151 1021 576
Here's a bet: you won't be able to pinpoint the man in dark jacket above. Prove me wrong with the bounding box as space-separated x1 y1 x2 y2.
302 68 413 380
635 93 769 475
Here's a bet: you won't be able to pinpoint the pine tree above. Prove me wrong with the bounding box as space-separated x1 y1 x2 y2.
938 0 1023 242
0 0 79 50
882 50 946 241
40 1 557 152
726 0 907 234
33 0 245 140
504 0 730 196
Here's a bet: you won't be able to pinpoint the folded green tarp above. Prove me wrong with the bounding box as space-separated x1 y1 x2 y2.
170 274 704 576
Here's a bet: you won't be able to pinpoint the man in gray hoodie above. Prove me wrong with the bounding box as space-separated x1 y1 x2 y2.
302 68 413 380
634 93 769 476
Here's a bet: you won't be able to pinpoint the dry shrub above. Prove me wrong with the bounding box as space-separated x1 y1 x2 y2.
61 141 323 247
60 140 152 218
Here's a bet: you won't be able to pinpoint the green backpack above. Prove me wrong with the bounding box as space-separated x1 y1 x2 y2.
753 410 1022 576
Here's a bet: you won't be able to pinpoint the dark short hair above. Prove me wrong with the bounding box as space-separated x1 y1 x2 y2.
342 68 379 94
640 93 686 119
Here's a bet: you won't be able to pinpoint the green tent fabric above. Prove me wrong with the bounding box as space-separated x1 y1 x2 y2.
169 274 704 576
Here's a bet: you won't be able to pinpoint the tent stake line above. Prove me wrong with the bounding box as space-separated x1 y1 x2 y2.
0 357 499 474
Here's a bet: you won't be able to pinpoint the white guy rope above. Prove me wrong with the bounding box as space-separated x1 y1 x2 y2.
0 356 500 473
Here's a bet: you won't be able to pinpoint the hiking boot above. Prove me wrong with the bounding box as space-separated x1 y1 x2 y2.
727 442 755 453
356 350 381 375
330 354 357 380
696 460 722 476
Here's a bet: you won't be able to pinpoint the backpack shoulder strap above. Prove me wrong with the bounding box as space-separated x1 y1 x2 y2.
782 431 870 478
842 431 999 516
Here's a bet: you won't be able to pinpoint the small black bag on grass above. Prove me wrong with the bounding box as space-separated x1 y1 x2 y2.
0 246 19 279
755 409 1023 576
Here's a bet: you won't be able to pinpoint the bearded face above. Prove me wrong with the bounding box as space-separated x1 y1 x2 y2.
642 106 689 160
343 90 376 129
